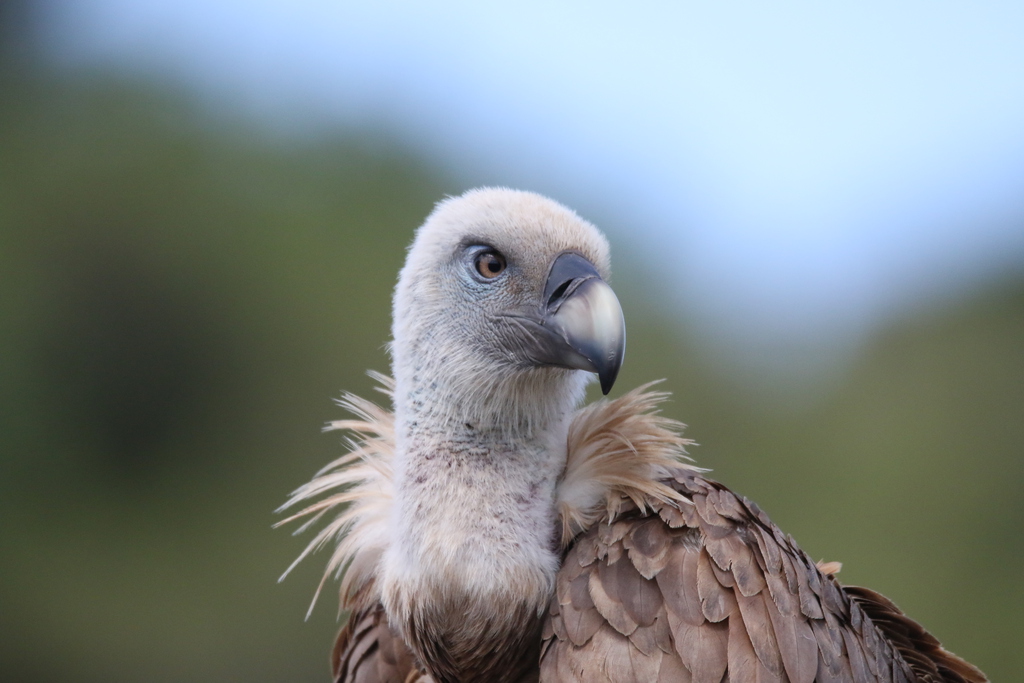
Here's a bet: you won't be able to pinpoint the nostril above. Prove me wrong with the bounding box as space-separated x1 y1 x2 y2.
547 279 574 309
542 251 602 311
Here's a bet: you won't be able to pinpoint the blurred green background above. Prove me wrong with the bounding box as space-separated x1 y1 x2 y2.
1 7 1021 682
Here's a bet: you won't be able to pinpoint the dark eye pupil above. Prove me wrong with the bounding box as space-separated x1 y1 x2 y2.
474 250 506 279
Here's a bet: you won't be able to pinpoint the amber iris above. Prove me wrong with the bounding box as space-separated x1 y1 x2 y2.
474 250 507 279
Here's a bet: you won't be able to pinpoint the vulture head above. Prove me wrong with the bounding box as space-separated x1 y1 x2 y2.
391 187 625 434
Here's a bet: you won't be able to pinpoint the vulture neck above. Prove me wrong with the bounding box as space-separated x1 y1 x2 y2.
382 366 584 682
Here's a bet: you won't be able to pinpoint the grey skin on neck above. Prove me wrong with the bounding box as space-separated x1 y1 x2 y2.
384 332 585 680
391 390 572 682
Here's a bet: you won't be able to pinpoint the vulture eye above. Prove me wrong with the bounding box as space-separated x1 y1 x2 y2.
473 250 507 279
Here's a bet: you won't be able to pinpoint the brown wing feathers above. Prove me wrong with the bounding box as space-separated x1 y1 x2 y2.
845 586 987 683
319 450 986 683
540 469 985 683
328 475 986 683
333 603 427 683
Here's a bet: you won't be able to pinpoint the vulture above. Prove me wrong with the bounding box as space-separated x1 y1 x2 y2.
278 188 987 683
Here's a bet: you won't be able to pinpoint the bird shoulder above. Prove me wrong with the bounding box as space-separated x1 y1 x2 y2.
541 468 987 683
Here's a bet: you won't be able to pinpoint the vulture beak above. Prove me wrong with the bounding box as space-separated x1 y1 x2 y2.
513 252 626 394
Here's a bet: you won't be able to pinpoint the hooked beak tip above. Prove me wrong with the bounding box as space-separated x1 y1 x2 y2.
508 251 626 392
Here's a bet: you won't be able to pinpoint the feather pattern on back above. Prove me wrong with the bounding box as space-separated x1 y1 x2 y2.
539 469 987 682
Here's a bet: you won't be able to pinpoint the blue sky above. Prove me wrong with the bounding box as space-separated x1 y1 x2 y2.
44 0 1024 364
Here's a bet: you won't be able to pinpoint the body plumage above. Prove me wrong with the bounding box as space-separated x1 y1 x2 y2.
279 189 985 683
